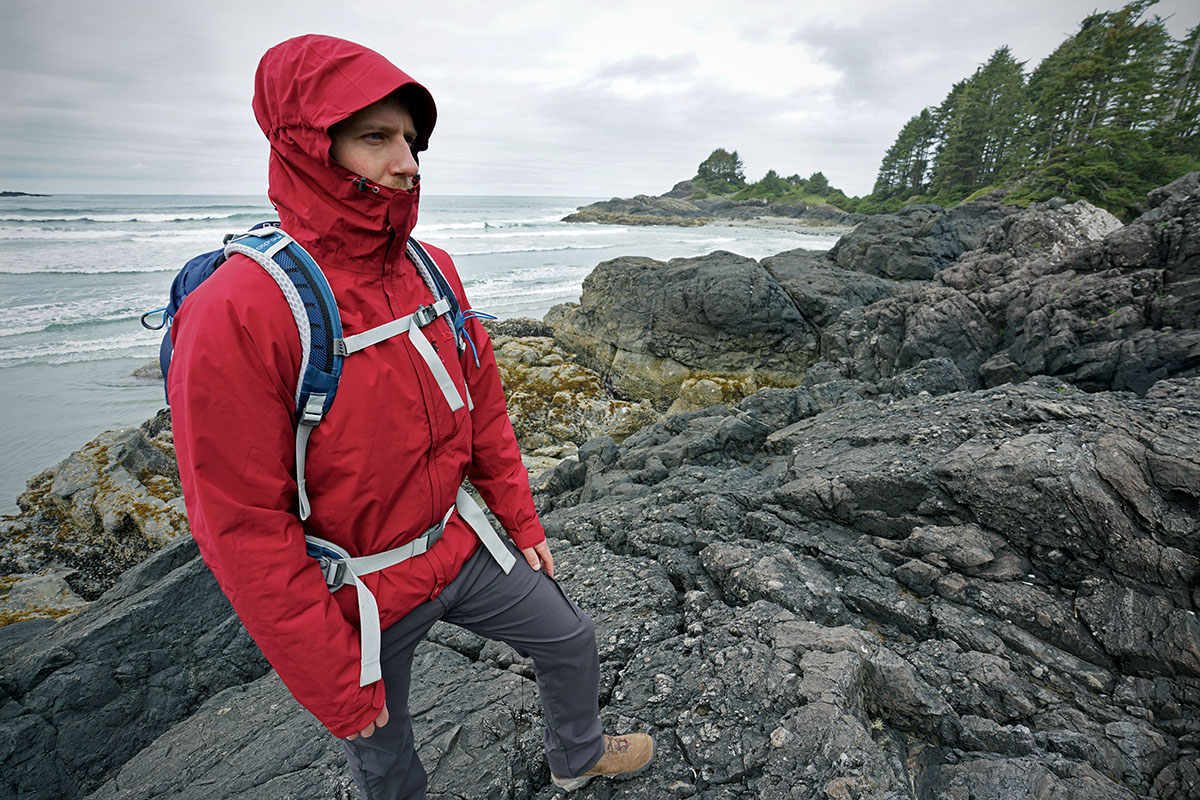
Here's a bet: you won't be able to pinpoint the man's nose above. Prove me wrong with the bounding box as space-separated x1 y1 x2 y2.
392 145 419 177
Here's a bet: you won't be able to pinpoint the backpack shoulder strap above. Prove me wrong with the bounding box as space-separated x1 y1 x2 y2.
406 238 465 349
406 238 496 370
224 226 343 520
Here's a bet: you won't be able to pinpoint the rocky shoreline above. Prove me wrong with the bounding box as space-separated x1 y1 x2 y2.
1 174 1198 799
562 180 865 233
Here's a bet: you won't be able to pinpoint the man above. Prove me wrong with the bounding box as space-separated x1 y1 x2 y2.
169 34 652 798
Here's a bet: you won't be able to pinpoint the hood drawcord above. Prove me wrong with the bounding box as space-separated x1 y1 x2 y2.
351 176 380 194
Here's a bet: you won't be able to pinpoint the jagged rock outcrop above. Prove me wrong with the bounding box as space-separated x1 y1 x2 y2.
0 411 184 605
560 176 1199 403
4 374 1197 799
532 375 1199 799
820 176 1200 394
546 251 826 406
827 201 1018 280
0 534 270 799
561 194 712 226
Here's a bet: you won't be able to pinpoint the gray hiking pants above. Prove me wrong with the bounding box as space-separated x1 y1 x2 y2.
341 539 604 800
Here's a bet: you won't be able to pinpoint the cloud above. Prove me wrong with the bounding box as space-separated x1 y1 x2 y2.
1 0 1197 197
595 53 701 80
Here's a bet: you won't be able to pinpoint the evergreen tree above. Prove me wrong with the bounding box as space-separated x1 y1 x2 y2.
872 108 938 198
807 171 831 196
1162 24 1200 148
695 148 746 192
866 0 1193 218
929 47 1027 198
1021 1 1173 212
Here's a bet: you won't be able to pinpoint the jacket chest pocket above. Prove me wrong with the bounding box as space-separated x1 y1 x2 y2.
412 318 468 450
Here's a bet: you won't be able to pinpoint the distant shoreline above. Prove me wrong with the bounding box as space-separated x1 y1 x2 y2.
1 191 51 197
706 216 856 236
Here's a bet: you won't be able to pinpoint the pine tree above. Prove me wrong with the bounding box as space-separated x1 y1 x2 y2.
807 171 831 196
929 47 1027 199
1020 1 1173 212
872 108 938 198
1162 24 1200 147
695 148 746 192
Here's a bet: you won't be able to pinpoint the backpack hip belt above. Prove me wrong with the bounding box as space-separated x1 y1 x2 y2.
305 486 516 686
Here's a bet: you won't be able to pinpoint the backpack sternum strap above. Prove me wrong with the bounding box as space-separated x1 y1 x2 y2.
335 298 450 354
335 297 466 412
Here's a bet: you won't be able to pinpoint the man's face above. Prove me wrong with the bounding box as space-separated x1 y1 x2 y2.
329 97 419 191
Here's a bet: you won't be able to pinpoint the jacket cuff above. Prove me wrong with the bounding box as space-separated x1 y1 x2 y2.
509 524 547 551
328 681 387 738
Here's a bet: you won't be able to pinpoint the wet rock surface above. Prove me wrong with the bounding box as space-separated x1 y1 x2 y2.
2 176 1199 799
547 250 829 405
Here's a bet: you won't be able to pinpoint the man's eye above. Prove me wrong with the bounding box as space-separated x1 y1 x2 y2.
365 133 386 142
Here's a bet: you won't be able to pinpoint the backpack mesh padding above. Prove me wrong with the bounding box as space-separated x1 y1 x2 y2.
275 246 336 374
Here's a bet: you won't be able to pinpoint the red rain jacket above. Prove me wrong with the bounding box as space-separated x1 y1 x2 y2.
169 35 545 738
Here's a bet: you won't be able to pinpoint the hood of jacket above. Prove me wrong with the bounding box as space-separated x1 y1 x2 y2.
253 35 437 272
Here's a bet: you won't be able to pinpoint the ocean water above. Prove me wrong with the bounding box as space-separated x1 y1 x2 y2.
0 194 841 513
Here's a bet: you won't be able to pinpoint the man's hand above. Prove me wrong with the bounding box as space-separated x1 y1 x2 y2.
520 540 555 578
345 704 389 741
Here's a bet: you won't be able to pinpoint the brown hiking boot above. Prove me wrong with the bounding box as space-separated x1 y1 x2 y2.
551 732 655 791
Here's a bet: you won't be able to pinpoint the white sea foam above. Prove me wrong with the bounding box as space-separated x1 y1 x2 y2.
0 331 158 366
451 243 613 257
0 210 264 223
0 290 164 338
0 228 136 241
0 263 180 275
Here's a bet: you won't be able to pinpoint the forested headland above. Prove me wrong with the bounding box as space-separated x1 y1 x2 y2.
859 0 1198 218
682 1 1198 222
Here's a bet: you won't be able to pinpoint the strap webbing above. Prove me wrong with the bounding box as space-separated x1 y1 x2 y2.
339 298 450 354
296 423 316 521
406 315 465 411
305 488 515 687
335 297 465 411
454 487 516 573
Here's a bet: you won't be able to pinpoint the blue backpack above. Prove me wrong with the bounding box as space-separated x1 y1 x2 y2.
142 222 493 519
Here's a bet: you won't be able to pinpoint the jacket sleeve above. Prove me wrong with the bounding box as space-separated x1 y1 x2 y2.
168 261 385 738
424 244 546 550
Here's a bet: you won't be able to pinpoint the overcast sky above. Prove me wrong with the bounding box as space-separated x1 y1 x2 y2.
2 0 1196 199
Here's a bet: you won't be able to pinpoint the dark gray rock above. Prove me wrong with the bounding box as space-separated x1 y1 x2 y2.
0 535 269 799
4 375 1199 799
761 247 902 329
958 177 1200 394
531 376 1200 799
820 285 997 390
564 188 865 228
0 410 185 601
828 202 1016 280
483 316 553 339
548 251 819 404
562 194 711 226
